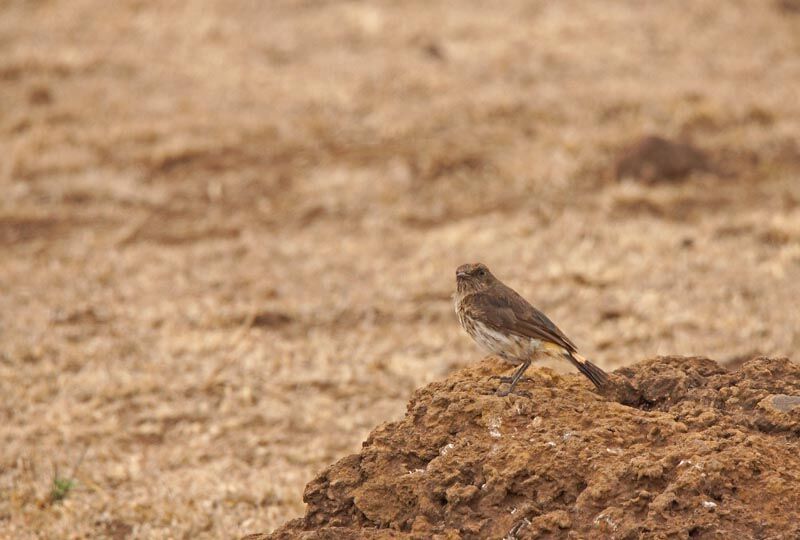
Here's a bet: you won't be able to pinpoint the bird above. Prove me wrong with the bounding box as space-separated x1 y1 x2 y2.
453 262 608 396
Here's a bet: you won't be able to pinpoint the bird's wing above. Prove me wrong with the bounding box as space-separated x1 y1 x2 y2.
462 287 577 353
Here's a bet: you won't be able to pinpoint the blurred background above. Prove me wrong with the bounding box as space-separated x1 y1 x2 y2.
1 1 799 537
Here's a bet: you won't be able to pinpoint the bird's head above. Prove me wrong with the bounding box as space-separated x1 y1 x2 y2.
456 262 495 293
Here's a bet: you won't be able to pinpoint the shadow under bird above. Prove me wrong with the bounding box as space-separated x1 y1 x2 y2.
454 263 608 396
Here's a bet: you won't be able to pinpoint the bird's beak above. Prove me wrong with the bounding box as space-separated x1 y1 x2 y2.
456 271 469 279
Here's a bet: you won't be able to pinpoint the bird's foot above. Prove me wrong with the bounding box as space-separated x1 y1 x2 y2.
489 375 529 384
495 384 531 398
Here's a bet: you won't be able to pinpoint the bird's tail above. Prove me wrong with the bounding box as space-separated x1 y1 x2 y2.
565 352 609 389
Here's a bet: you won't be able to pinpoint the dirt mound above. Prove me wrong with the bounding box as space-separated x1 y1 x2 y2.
256 356 800 539
615 135 710 183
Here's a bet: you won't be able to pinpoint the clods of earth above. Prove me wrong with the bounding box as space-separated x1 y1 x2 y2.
256 356 800 539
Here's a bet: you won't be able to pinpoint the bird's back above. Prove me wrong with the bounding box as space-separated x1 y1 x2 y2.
476 279 578 353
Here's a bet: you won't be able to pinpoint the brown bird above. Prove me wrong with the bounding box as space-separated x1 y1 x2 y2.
454 262 608 396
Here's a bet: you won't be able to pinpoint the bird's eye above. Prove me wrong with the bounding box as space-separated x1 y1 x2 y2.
477 269 485 277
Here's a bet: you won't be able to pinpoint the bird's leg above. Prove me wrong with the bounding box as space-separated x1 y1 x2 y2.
496 359 531 396
489 354 523 383
506 359 532 392
489 368 514 383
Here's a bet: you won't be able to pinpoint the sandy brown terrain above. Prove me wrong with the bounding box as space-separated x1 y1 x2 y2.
1 1 799 538
260 356 800 539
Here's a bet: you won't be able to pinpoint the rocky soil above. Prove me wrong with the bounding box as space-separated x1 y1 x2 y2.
258 356 800 539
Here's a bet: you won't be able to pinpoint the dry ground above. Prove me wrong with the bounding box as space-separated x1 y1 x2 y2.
263 356 800 539
1 1 799 538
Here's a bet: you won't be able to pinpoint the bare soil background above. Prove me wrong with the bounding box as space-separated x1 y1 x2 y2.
1 1 799 538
